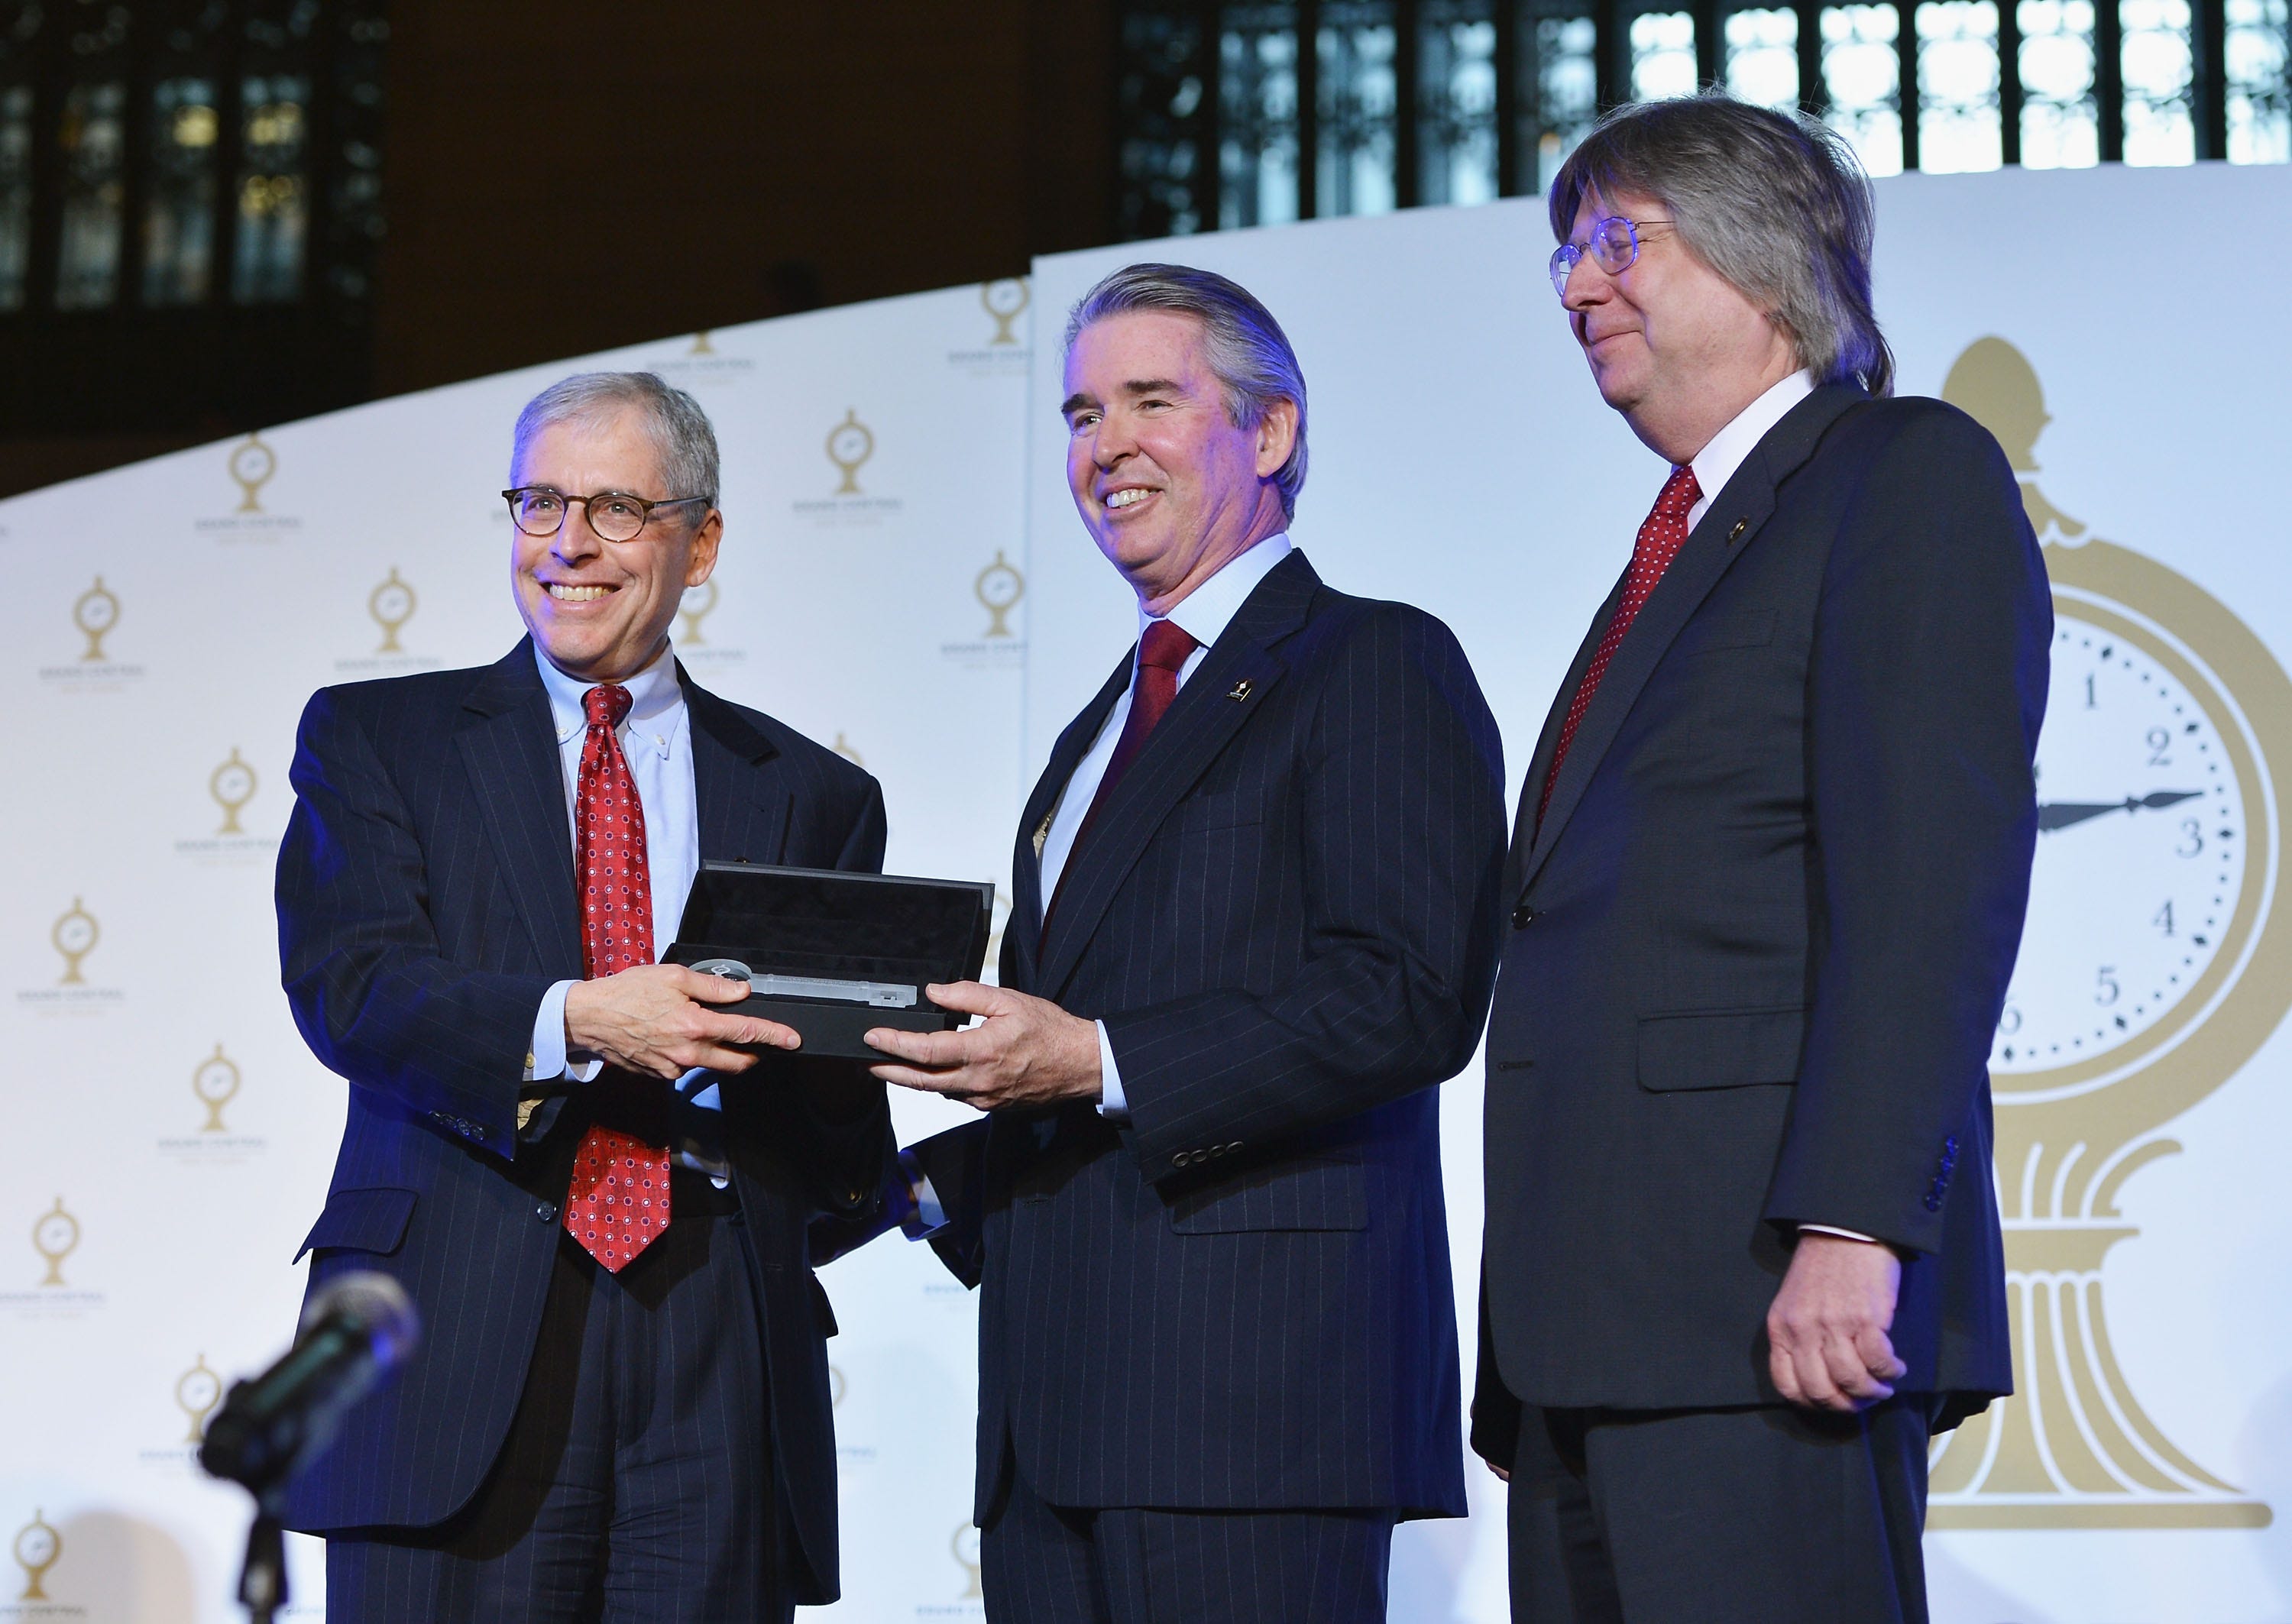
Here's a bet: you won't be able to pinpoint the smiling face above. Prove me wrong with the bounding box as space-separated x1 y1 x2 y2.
510 410 722 684
1061 309 1296 613
1560 188 1799 464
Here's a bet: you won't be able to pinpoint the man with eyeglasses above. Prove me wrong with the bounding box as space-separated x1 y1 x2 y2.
1471 95 2048 1621
273 370 892 1619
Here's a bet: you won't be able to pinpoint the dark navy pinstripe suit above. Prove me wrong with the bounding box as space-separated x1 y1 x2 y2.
272 639 892 1608
914 552 1507 1590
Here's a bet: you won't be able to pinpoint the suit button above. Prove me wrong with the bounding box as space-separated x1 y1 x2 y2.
535 1202 558 1222
1226 1142 1242 1154
1174 1151 1191 1168
1511 904 1537 930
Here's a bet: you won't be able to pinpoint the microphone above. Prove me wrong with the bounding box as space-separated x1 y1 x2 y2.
199 1270 420 1499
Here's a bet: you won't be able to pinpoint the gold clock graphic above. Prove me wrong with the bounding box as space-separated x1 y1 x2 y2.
369 568 417 654
826 409 874 496
73 574 119 662
176 1354 223 1444
678 578 719 646
34 1197 79 1287
210 747 258 835
51 898 98 985
228 431 277 513
952 1522 983 1600
1927 338 2292 1529
976 549 1025 639
14 1510 60 1602
194 1042 242 1132
981 277 1030 346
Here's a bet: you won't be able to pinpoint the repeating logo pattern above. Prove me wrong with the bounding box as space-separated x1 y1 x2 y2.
32 1199 78 1288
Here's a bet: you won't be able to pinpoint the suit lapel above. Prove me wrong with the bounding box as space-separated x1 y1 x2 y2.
454 640 582 975
1503 574 1623 901
1035 552 1318 1000
682 667 791 867
1008 657 1131 988
1516 386 1870 898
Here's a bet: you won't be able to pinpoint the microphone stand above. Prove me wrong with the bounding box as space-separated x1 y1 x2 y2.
234 1497 289 1624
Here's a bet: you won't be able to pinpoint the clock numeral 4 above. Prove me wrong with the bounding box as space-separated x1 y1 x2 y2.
2154 900 2174 937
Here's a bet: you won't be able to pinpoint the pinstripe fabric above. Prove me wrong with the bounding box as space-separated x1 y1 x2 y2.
274 638 893 1608
1475 389 2047 1448
325 1200 790 1623
918 552 1508 1525
984 1464 1394 1624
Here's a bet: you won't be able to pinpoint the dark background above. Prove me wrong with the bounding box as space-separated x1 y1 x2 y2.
4 0 1117 498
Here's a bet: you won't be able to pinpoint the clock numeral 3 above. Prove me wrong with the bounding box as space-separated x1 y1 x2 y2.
2178 818 2204 858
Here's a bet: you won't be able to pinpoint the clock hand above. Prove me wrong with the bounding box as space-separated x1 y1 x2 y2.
2037 791 2207 833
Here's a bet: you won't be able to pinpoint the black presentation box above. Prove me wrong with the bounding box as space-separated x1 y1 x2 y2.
665 860 995 1060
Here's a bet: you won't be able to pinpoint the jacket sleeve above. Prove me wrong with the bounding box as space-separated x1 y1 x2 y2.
1101 607 1509 1184
275 687 555 1162
1763 404 2051 1252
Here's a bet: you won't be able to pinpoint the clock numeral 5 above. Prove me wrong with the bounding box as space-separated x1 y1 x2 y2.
2095 966 2120 1008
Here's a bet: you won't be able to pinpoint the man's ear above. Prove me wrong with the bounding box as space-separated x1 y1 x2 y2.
1254 398 1299 481
685 508 726 587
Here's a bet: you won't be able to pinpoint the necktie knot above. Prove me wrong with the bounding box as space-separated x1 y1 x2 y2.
1648 464 1701 534
583 684 633 731
1139 619 1199 674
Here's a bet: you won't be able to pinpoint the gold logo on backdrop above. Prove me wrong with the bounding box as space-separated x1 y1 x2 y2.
827 409 875 496
832 733 864 768
13 1511 60 1603
33 1198 79 1287
829 1364 847 1409
51 898 98 985
689 330 717 356
228 432 277 513
193 1043 242 1133
952 1522 983 1600
369 568 417 653
981 277 1030 345
73 575 120 661
176 1354 223 1444
678 580 719 646
976 549 1025 638
209 748 258 835
1925 338 2290 1531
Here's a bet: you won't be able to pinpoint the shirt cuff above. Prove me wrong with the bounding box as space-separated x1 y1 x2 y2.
1093 1021 1125 1118
1798 1223 1880 1244
526 979 603 1084
897 1147 949 1239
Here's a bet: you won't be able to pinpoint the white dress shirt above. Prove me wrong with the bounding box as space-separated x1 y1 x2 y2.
1038 531 1295 1118
524 642 729 1133
1686 369 1813 530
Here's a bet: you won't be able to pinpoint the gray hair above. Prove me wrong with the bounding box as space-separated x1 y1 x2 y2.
510 370 722 510
1063 262 1309 516
1549 93 1893 398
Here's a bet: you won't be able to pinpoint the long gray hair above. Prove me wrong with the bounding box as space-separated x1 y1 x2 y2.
1064 262 1310 516
1549 93 1893 397
512 371 722 508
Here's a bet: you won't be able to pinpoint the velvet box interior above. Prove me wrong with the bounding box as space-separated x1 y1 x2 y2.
665 860 995 1059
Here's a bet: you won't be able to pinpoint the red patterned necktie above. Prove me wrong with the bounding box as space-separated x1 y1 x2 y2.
1046 617 1200 924
562 683 671 1273
1536 464 1702 830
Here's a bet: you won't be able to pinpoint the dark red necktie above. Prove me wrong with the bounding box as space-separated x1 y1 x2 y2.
1536 464 1702 830
1047 617 1199 923
562 683 671 1273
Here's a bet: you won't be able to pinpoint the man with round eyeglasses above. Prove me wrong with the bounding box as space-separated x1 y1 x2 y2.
1473 94 2049 1622
275 370 893 1619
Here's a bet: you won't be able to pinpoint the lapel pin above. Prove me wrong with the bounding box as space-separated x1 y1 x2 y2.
1227 679 1254 702
1727 517 1749 545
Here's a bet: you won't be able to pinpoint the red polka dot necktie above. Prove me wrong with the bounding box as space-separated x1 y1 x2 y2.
562 683 671 1273
1046 617 1200 925
1537 464 1702 830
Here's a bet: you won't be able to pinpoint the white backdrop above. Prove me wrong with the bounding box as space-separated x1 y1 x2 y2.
7 160 2292 1623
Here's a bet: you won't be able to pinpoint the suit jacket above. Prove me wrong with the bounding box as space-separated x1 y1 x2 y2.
272 638 892 1606
912 551 1507 1522
1473 387 2048 1458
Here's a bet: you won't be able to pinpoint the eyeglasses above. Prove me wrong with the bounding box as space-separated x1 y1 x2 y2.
501 486 711 543
1549 216 1674 300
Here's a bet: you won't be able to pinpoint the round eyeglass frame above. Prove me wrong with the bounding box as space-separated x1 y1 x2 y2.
502 486 712 543
1549 216 1674 300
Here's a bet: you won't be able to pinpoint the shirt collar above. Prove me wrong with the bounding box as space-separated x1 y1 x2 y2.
533 639 684 759
1141 532 1293 652
1688 369 1814 512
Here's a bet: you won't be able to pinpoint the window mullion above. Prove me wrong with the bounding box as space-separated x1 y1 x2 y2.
1999 0 2024 162
2196 0 2229 155
1899 0 1924 166
2096 0 2125 157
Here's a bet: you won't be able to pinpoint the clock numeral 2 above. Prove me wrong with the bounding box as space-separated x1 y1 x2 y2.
2146 726 2173 767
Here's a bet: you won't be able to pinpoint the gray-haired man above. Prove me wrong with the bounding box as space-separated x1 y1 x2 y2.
1472 95 2047 1620
274 371 892 1619
861 264 1509 1622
